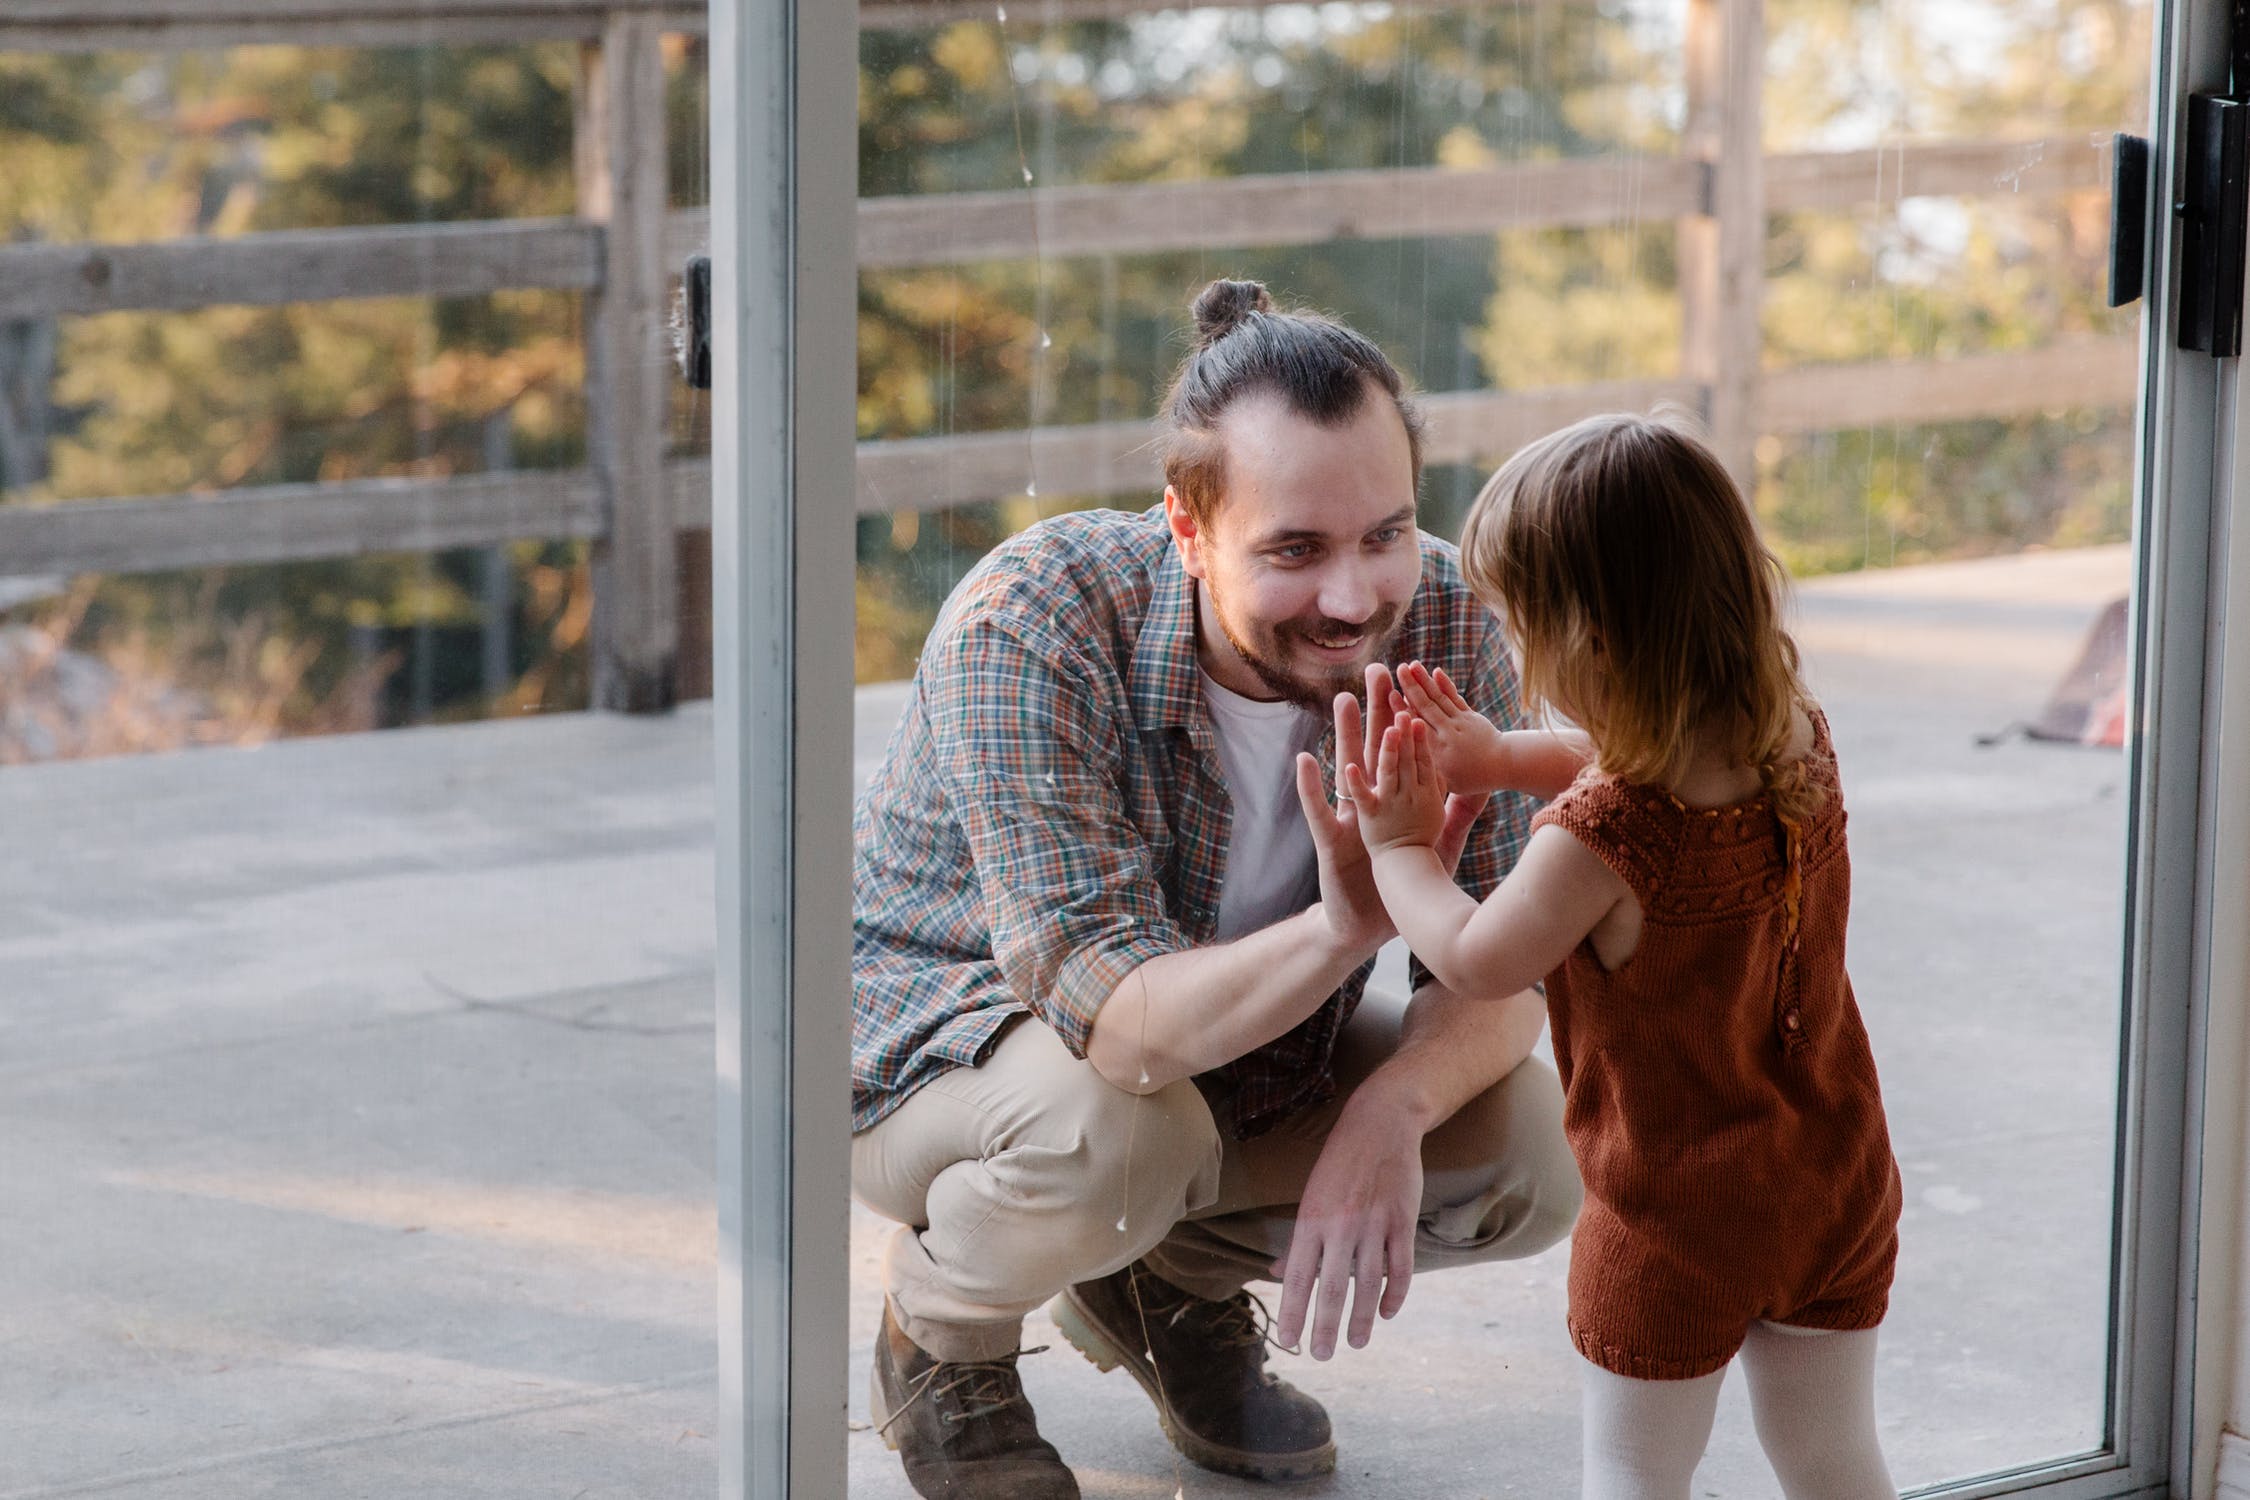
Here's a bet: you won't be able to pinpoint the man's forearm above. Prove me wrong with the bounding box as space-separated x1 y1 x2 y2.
1086 907 1374 1093
1349 978 1546 1134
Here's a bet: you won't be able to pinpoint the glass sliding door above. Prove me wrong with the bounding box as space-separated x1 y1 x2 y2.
715 0 2248 1494
1 7 724 1498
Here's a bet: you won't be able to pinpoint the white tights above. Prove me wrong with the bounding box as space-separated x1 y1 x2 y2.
1579 1323 1895 1500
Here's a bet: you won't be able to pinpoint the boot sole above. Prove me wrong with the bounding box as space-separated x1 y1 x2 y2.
1048 1289 1337 1482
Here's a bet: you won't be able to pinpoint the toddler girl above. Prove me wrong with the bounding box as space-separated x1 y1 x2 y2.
1343 413 1902 1500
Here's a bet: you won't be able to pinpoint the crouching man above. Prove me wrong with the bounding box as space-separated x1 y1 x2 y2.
851 279 1581 1498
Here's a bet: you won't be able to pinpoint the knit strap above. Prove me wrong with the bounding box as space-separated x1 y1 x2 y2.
1531 773 1682 911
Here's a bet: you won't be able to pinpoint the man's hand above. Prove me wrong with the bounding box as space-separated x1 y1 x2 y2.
1342 718 1448 855
1297 666 1488 955
1294 749 1392 956
1393 661 1512 796
1272 1097 1425 1359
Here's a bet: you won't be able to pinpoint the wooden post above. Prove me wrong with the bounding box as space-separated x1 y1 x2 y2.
0 315 58 492
578 12 679 712
1679 0 1765 494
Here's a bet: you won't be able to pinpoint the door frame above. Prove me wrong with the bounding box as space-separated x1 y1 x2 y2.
707 0 2247 1494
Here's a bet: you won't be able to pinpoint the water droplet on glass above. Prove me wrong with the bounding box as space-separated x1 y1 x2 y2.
1040 330 1053 349
995 2 1006 18
1025 481 1038 498
1137 1068 1150 1086
1023 166 1036 184
1115 1215 1129 1233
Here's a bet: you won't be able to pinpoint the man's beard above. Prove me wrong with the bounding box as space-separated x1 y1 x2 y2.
1206 580 1405 714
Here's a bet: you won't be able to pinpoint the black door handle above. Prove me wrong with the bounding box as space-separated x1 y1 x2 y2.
678 254 714 390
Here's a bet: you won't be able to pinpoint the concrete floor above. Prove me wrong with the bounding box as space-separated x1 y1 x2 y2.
0 544 2132 1498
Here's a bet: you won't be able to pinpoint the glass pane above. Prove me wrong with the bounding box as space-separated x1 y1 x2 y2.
842 1 2151 1495
1 20 719 1497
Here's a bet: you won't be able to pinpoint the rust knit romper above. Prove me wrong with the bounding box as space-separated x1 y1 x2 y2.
1530 710 1902 1381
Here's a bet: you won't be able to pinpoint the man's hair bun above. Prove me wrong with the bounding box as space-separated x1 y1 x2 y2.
1191 278 1273 349
1160 278 1425 530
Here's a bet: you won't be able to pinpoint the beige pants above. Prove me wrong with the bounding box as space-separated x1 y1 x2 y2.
852 987 1582 1362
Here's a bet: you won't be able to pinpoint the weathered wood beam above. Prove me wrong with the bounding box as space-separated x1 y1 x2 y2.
836 378 1703 516
833 347 2141 514
0 220 601 319
0 0 703 49
0 135 2117 323
718 137 2098 274
0 469 604 576
3 0 1531 39
1418 378 1708 468
3 16 612 48
1678 0 1764 488
1760 339 2141 435
578 12 678 712
6 0 685 16
1765 135 2111 214
667 455 713 531
664 209 709 277
853 158 1705 266
851 417 1159 514
859 0 1576 27
0 337 2139 579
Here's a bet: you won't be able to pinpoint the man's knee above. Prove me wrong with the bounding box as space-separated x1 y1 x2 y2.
924 1072 1222 1304
857 1018 1218 1203
915 1028 1223 1241
1066 1072 1225 1217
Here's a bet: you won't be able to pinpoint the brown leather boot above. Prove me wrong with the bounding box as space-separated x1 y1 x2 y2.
869 1302 1080 1499
1050 1261 1336 1481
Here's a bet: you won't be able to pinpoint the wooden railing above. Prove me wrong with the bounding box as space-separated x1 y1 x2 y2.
0 0 2141 710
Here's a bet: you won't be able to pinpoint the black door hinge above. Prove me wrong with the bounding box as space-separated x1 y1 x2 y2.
2176 3 2250 353
2179 99 2249 354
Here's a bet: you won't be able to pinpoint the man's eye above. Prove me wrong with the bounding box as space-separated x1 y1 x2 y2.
1274 544 1316 561
1368 527 1405 545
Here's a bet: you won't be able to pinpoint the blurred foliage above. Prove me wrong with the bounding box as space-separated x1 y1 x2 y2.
0 1 2152 750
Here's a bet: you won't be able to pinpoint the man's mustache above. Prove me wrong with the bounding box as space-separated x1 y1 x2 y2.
1277 609 1401 649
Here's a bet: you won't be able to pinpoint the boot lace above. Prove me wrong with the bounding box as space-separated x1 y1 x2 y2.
1143 1275 1289 1354
876 1344 1051 1435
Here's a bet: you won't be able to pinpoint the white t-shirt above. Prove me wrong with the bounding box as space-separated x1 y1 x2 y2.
1199 669 1326 942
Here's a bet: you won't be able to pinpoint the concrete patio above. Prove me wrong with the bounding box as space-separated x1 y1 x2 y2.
1 543 2133 1498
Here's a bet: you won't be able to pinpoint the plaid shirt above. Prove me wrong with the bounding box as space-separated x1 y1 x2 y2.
852 505 1535 1138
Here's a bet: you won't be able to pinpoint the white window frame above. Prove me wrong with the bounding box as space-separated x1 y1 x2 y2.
711 0 857 1495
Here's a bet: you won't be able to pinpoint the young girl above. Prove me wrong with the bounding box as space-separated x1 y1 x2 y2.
1343 413 1902 1500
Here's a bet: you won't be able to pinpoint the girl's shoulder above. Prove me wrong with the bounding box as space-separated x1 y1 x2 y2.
1531 768 1684 907
1538 761 1655 819
1529 700 1845 901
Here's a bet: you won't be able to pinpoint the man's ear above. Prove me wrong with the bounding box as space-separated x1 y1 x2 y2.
1164 486 1210 580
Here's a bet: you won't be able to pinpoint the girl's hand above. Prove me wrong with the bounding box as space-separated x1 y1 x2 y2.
1392 661 1512 796
1342 717 1448 855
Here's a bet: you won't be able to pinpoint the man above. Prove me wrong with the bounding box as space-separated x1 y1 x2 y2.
852 279 1580 1499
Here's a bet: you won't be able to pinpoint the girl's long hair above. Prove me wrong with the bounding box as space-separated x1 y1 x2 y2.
1459 411 1822 825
